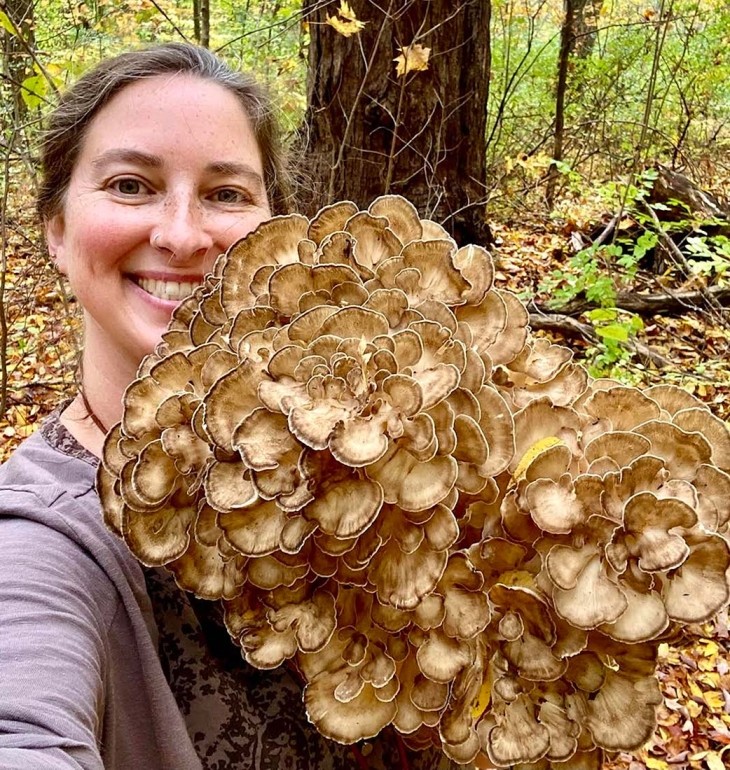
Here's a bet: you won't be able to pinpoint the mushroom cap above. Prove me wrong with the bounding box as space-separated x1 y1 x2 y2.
99 196 730 761
584 669 662 750
483 694 550 766
662 537 730 622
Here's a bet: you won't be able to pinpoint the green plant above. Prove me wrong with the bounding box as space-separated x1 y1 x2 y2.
539 243 618 308
540 161 729 374
685 233 730 279
585 307 645 377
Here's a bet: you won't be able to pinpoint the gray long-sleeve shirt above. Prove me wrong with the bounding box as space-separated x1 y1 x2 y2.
0 417 203 770
0 415 448 770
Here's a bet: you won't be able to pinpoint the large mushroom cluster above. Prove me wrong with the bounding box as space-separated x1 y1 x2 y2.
98 196 730 768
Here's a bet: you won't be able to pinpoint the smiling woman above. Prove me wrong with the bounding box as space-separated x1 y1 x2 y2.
0 43 444 770
46 73 272 433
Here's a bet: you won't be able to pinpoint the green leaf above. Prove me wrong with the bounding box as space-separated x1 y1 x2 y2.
587 308 618 322
21 74 47 109
585 275 615 306
0 10 19 36
595 323 630 342
629 315 645 333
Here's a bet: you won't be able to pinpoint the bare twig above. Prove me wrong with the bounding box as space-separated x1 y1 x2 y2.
636 0 671 163
641 202 728 324
0 8 58 96
149 0 189 41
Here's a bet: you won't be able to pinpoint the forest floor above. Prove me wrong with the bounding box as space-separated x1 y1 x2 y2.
1 201 729 770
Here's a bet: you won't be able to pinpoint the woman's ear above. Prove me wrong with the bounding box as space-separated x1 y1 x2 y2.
45 214 67 274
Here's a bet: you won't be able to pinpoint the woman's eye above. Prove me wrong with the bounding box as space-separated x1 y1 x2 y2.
110 178 148 195
212 188 249 204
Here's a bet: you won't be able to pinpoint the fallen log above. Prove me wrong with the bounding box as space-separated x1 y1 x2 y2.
650 165 728 220
531 284 730 318
529 312 673 369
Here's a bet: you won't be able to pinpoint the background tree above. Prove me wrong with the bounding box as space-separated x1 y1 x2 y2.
1 0 34 129
546 0 579 209
298 0 492 245
199 0 210 47
572 0 602 57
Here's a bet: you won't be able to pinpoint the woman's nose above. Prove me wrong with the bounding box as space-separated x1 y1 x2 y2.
152 194 214 264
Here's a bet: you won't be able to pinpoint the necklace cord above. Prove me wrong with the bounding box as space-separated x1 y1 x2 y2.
79 390 109 435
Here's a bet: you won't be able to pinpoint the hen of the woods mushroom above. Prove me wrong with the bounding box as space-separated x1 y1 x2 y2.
99 196 730 769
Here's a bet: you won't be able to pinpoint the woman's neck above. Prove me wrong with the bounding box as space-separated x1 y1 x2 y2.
61 341 140 458
60 396 109 458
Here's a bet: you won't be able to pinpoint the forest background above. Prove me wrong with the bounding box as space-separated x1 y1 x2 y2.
1 1 729 769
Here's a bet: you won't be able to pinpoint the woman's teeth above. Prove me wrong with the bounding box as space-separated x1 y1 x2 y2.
136 277 199 301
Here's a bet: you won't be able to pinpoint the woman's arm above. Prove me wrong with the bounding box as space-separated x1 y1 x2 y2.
0 517 108 770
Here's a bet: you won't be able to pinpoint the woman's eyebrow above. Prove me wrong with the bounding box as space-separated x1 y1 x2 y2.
92 148 163 168
206 161 264 189
90 152 264 190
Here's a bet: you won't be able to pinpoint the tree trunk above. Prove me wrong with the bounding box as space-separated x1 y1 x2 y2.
200 0 210 48
1 0 34 127
546 0 575 209
298 0 492 246
572 0 603 58
546 0 605 207
193 0 201 44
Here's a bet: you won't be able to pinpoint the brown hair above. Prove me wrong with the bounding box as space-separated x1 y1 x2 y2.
37 42 292 220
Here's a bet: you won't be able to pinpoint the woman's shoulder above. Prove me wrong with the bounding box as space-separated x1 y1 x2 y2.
0 409 97 495
0 410 148 605
0 415 100 547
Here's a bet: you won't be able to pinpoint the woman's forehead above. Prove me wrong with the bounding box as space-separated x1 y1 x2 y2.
77 74 265 174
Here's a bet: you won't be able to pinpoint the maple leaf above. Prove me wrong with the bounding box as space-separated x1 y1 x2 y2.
394 43 431 77
326 1 365 38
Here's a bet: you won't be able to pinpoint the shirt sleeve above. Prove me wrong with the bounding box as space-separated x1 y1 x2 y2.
0 516 109 770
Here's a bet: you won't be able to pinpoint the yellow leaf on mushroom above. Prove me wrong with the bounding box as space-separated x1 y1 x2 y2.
513 436 566 481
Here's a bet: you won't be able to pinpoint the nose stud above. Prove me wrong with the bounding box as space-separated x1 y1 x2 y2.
152 233 162 248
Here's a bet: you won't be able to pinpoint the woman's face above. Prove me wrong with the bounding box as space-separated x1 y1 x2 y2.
46 73 271 379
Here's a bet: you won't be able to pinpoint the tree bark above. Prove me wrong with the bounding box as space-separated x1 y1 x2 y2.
1 0 34 126
572 0 603 58
193 0 201 44
200 0 210 48
298 0 492 246
546 0 575 209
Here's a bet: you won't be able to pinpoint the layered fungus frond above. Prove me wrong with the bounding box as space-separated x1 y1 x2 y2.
98 196 730 766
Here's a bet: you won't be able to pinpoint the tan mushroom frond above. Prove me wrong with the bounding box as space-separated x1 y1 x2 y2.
584 666 662 751
484 694 550 767
673 406 730 471
662 537 730 622
221 214 309 314
100 197 730 765
369 194 422 245
308 200 359 244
